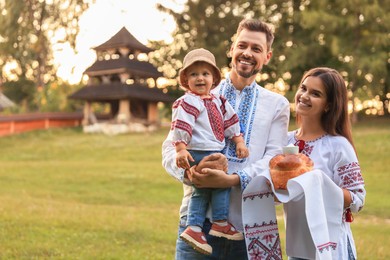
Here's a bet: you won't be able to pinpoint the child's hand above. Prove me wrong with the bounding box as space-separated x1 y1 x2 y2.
236 142 249 158
176 150 194 169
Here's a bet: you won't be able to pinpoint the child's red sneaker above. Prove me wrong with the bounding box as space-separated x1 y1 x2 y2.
209 222 244 240
179 227 212 255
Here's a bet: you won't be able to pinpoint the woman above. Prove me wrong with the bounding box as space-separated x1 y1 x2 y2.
286 67 366 260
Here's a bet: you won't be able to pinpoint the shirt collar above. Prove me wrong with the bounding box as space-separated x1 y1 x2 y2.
225 73 256 94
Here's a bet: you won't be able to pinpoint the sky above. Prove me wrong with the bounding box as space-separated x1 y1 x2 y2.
53 0 185 84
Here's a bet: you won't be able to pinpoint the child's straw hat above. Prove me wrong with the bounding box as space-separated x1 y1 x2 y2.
179 48 222 89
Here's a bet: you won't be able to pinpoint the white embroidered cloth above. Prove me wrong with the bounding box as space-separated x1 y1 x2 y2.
242 169 343 259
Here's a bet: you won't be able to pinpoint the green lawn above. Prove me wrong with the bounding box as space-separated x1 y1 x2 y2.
0 117 388 259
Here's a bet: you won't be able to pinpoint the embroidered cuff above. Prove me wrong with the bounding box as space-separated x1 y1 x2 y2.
236 170 251 191
172 140 188 146
349 190 363 212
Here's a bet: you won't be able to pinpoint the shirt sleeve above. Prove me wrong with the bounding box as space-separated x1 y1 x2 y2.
236 96 290 191
332 138 366 213
162 130 195 186
162 95 200 185
171 96 200 145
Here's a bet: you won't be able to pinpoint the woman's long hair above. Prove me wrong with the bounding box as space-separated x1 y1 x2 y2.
296 67 355 150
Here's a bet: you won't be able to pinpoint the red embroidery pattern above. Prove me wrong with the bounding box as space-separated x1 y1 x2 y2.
294 134 326 156
295 140 305 152
173 99 200 119
220 95 227 104
204 99 224 142
243 188 282 259
294 139 314 156
224 114 239 130
243 191 273 202
171 119 192 137
245 221 282 260
172 99 181 109
317 241 338 253
220 96 227 115
337 162 364 188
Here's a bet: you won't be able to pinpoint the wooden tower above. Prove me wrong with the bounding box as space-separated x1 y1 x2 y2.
69 27 174 132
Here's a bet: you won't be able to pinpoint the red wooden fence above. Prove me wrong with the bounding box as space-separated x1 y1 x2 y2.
0 112 83 137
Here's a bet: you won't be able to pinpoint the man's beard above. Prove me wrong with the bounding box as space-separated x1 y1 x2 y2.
232 62 261 78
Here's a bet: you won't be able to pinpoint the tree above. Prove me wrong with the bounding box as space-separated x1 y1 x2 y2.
152 0 345 97
297 0 390 117
153 0 390 118
269 1 342 98
0 0 92 110
153 0 284 86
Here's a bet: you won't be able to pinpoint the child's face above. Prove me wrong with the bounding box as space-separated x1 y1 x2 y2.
184 62 215 97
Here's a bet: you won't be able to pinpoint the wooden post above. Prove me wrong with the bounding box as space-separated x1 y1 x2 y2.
117 99 130 123
82 102 91 126
147 102 158 124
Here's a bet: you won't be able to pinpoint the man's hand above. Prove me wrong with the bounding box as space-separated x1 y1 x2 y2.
195 153 228 173
186 153 240 189
188 167 240 189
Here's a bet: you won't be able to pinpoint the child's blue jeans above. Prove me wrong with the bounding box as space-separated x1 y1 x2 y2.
186 150 230 227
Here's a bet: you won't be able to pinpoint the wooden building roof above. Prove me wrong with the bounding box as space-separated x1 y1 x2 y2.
85 57 163 79
69 83 175 103
68 26 175 106
93 27 152 54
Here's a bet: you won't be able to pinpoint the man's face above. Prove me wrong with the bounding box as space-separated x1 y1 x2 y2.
230 29 272 79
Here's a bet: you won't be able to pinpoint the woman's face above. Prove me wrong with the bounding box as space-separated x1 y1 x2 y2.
295 76 329 119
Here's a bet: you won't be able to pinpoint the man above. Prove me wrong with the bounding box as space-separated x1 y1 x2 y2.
162 18 290 259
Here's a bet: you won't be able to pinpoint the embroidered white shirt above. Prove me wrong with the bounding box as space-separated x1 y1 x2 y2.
170 91 241 151
286 131 366 260
162 74 290 231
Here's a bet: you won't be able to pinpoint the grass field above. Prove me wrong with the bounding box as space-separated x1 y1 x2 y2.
0 117 389 259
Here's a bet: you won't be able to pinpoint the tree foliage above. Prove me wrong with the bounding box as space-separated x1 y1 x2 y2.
152 0 390 116
300 1 389 99
0 0 388 116
153 1 272 79
0 0 92 110
1 78 36 112
151 0 291 97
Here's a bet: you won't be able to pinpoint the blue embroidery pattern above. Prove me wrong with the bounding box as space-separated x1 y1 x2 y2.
219 77 258 164
237 170 251 190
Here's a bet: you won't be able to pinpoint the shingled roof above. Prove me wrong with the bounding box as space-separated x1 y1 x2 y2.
69 83 176 103
85 57 163 79
93 27 152 54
